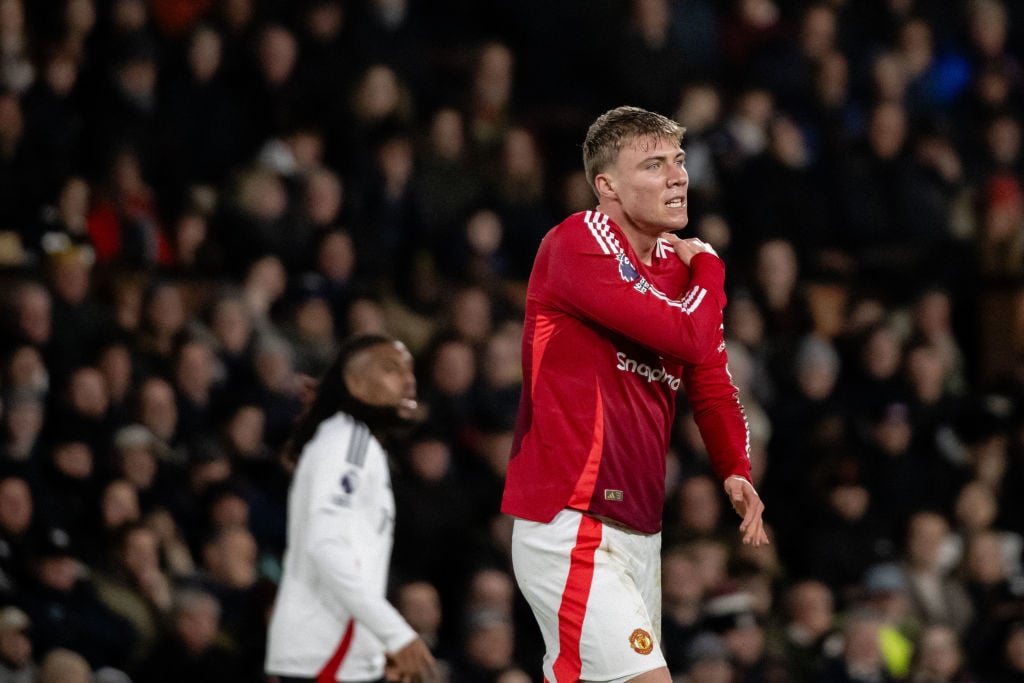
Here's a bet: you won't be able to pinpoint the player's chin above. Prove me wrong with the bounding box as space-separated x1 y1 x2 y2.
664 210 688 230
396 398 427 423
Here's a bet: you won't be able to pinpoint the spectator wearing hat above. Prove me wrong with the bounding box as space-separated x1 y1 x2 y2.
0 605 35 683
34 435 101 549
860 562 919 679
680 631 735 683
17 527 136 671
700 590 775 682
111 422 190 523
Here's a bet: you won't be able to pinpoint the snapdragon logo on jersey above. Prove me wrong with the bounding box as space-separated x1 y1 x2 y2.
616 352 681 390
331 468 360 507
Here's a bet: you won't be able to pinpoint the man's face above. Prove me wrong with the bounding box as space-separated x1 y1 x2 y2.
346 342 417 419
0 628 31 667
599 134 688 236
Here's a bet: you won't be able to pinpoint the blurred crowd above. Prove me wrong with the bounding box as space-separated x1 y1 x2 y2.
0 0 1024 681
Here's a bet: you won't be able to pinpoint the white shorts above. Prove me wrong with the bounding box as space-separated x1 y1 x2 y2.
511 509 667 683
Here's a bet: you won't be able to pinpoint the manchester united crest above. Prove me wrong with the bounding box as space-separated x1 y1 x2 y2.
628 628 654 655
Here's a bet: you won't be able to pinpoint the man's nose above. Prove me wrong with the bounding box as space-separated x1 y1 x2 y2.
668 165 687 186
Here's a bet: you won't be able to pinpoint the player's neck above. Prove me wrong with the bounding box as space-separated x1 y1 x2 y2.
626 234 657 265
600 206 658 265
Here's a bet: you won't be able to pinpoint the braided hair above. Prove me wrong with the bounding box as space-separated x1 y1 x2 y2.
284 333 395 463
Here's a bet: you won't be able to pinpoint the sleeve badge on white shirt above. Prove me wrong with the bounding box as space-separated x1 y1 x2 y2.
331 468 361 507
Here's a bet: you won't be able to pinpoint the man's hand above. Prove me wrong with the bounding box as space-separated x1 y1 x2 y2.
662 232 717 266
385 638 440 683
723 476 769 546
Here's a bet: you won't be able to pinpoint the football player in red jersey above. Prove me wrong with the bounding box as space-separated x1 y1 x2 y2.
501 106 767 683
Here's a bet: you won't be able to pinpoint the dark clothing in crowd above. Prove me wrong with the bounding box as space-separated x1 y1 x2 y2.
0 1 1024 682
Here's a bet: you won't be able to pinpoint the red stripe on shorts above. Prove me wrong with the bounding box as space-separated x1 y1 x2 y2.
317 619 355 683
552 514 603 683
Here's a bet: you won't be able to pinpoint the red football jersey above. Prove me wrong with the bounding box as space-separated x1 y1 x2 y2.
501 210 751 534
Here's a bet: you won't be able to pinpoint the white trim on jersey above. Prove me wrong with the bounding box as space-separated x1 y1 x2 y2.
655 238 672 260
583 211 709 316
680 285 708 314
584 210 616 255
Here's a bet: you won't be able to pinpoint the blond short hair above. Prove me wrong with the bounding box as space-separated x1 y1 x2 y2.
582 106 686 195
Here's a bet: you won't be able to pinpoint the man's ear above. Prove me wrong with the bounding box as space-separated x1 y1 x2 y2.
344 369 368 404
342 347 373 403
594 173 616 199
